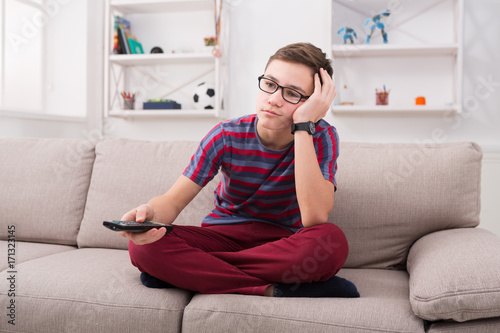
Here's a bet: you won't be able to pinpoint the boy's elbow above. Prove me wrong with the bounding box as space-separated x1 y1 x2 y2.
301 210 331 228
300 193 334 228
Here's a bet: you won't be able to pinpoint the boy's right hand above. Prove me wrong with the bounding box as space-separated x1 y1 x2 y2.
120 203 154 223
118 204 167 245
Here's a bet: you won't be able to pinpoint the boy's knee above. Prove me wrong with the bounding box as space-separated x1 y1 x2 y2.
301 223 348 251
304 223 349 275
280 223 348 283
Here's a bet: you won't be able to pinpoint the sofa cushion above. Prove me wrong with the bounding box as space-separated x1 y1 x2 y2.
407 228 500 322
0 138 95 245
182 268 425 333
0 248 192 333
427 317 500 333
77 138 220 250
0 240 76 271
331 142 482 269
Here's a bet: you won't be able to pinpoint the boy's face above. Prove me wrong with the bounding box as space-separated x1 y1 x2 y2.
256 60 314 133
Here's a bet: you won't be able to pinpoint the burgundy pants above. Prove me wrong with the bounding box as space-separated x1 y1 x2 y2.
128 222 348 296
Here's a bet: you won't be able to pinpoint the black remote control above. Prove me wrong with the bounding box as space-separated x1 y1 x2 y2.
103 220 173 233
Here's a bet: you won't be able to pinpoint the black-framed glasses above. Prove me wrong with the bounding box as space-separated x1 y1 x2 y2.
258 76 310 104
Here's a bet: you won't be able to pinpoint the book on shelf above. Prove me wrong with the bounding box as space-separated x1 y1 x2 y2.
118 27 131 54
114 15 143 55
128 38 144 54
114 16 130 54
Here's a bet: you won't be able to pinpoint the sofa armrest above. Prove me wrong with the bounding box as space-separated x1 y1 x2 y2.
407 228 500 322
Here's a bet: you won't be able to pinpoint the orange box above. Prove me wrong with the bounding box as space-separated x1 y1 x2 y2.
416 96 426 105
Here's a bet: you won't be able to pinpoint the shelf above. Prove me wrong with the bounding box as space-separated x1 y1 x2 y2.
331 104 459 115
108 109 219 118
104 0 227 121
332 44 459 57
331 0 463 113
110 0 213 14
109 53 215 66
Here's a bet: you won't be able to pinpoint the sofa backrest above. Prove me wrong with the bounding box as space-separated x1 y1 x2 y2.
0 138 95 245
78 139 483 271
1 137 482 270
333 142 482 269
77 139 220 250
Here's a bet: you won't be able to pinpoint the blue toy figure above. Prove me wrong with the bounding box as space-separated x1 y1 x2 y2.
337 27 357 44
364 10 390 44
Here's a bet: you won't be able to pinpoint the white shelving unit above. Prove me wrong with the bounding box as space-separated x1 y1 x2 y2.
108 0 213 13
104 0 227 119
109 53 215 66
108 109 218 118
332 44 460 57
331 0 463 115
332 104 458 114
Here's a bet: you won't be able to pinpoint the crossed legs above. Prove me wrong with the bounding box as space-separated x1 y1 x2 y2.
128 222 349 296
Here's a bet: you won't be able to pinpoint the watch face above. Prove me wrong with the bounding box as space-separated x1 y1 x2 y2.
309 122 315 134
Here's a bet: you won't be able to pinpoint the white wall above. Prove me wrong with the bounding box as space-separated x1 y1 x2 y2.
44 0 87 118
0 0 498 235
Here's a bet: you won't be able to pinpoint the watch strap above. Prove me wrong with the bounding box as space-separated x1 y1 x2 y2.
291 121 315 135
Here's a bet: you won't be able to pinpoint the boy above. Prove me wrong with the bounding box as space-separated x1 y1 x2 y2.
119 43 358 298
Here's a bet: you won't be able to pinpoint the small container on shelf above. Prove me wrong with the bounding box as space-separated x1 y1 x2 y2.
143 100 181 110
415 96 426 105
121 92 135 110
375 87 389 106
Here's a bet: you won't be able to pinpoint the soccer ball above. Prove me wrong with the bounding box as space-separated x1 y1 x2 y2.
193 82 216 110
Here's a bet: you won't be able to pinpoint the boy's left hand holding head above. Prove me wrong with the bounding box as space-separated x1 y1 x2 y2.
293 68 336 123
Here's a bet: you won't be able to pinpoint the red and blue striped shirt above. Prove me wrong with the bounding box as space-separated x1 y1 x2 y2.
183 114 339 232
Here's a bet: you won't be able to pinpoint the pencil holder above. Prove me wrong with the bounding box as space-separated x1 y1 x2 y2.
123 97 135 110
376 91 389 105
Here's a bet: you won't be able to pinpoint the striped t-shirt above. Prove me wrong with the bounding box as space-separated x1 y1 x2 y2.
183 114 339 232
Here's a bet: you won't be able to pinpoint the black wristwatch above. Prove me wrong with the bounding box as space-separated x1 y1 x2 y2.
291 121 316 135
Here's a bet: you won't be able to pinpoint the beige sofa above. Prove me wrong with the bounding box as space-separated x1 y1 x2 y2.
1 137 499 333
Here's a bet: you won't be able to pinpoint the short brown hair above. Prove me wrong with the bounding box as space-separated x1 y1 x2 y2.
265 43 333 82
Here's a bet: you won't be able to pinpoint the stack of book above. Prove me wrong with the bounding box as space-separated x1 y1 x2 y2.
113 16 144 54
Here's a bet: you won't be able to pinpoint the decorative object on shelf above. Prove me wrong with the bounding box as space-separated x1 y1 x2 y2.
212 0 223 58
375 86 389 105
204 36 216 47
150 46 163 54
212 48 222 58
415 96 426 105
341 85 354 105
121 92 135 110
364 10 390 44
203 36 217 53
143 99 181 110
193 82 215 110
337 27 358 44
